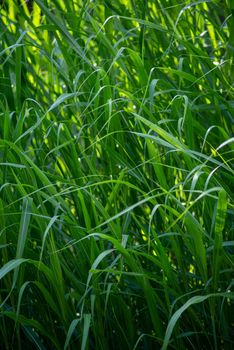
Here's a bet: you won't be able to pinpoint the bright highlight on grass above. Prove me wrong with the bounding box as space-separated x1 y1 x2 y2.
0 0 233 349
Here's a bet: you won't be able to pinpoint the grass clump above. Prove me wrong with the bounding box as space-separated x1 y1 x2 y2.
0 0 233 349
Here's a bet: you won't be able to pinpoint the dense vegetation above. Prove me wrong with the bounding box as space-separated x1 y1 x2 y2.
0 0 233 349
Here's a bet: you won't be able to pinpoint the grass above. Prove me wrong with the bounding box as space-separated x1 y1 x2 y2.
0 0 233 349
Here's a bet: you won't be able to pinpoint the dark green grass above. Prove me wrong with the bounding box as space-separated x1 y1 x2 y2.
0 0 233 349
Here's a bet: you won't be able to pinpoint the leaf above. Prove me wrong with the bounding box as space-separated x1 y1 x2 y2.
213 189 227 290
0 259 27 280
47 92 82 113
161 293 234 350
64 318 79 350
81 314 91 350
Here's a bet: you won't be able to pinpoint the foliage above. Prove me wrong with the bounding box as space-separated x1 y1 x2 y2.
0 0 233 349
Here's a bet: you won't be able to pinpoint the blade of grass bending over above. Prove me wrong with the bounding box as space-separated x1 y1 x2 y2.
161 292 234 350
109 15 169 32
133 113 186 150
80 233 164 337
0 259 28 281
94 194 160 230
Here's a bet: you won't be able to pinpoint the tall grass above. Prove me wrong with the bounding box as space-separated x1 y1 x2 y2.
0 0 233 349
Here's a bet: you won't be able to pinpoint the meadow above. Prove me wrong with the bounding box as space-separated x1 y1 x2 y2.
0 0 233 349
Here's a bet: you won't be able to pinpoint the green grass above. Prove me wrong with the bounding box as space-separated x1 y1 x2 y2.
0 0 233 349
